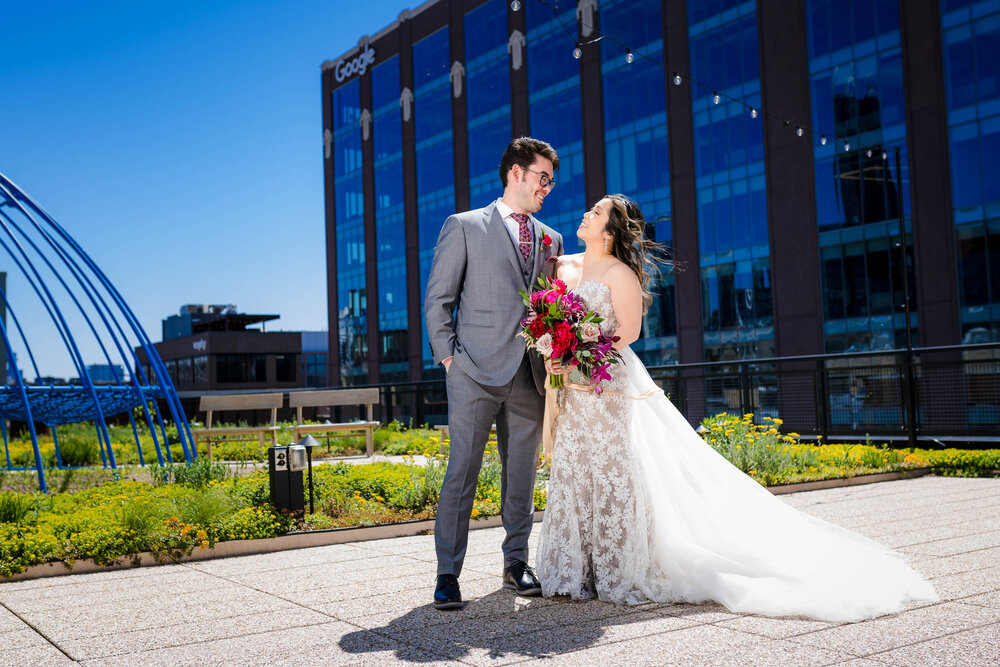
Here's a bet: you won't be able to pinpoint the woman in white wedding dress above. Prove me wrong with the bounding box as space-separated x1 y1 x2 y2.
535 194 937 622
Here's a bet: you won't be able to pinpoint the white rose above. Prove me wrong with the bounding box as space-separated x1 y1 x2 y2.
581 322 600 342
535 333 553 356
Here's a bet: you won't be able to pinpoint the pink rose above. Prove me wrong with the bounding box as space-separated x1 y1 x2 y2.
534 333 553 356
581 322 600 342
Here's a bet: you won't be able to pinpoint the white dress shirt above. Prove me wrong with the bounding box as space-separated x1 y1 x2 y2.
495 198 535 248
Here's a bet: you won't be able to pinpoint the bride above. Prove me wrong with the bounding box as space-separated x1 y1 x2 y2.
535 194 937 622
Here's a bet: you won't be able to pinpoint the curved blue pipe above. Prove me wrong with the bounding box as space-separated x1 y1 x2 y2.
0 173 195 463
0 193 164 464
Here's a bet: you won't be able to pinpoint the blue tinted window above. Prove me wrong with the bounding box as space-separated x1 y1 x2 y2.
465 0 511 205
372 55 409 380
413 27 455 369
601 0 674 364
808 0 916 351
332 79 368 384
942 1 1000 340
526 0 585 253
689 2 772 360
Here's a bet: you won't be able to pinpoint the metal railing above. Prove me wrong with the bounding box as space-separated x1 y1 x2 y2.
187 343 999 447
339 343 1000 447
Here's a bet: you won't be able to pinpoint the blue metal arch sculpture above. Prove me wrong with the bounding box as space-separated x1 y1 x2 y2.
0 172 195 491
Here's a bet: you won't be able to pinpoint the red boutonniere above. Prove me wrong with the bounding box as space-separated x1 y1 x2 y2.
539 228 553 253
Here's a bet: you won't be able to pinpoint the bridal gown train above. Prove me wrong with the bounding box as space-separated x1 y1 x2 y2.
535 280 937 622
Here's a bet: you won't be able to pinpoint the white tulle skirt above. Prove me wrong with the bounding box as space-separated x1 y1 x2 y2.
541 347 938 622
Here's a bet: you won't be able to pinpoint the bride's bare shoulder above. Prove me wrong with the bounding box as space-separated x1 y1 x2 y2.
555 253 583 274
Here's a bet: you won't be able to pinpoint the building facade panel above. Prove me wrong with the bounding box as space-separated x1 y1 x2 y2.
807 0 918 353
689 0 772 362
941 0 1000 343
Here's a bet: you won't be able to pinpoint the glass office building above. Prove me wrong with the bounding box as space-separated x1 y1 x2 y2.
322 0 993 385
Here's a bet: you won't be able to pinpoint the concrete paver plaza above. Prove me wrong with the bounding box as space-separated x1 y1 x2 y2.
1 475 999 665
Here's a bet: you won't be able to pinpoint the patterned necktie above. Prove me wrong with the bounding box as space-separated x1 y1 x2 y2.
511 212 532 261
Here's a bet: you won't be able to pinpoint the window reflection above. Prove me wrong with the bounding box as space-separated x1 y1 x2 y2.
332 78 368 384
943 1 1000 342
689 0 772 362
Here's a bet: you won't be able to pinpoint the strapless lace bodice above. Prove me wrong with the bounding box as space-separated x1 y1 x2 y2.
574 280 618 337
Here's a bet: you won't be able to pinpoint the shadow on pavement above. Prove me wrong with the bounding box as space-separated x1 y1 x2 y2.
339 589 606 662
339 587 740 662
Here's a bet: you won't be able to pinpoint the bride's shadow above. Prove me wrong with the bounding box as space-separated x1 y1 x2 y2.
339 587 734 662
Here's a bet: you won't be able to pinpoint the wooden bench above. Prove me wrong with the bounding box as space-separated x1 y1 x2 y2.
434 423 497 454
289 388 380 457
190 392 283 461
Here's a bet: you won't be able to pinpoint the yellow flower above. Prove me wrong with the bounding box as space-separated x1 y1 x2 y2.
470 508 479 519
735 445 742 449
200 540 210 550
195 529 207 540
772 418 783 425
724 430 734 437
788 432 800 439
749 470 756 475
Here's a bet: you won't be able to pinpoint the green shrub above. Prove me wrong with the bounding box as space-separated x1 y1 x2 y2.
150 459 232 487
919 449 1000 477
58 438 100 467
176 488 237 529
0 492 36 524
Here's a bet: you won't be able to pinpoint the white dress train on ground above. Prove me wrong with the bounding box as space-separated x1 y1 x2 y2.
536 280 937 622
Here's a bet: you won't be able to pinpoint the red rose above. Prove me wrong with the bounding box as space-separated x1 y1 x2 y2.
527 318 548 338
550 322 577 358
542 234 552 248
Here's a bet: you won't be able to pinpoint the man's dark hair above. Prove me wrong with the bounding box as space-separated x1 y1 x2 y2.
498 137 560 187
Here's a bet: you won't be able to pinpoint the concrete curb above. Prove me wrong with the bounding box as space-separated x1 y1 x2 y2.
6 470 937 582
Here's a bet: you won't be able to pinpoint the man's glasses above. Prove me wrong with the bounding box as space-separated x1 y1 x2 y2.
523 167 556 189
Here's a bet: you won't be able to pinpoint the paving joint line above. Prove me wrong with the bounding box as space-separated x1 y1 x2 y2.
0 598 78 663
856 618 1000 661
41 606 314 649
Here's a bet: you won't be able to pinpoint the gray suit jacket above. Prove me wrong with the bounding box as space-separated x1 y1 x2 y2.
424 202 564 395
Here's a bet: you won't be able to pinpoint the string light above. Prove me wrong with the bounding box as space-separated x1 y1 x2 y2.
820 134 828 145
573 44 582 59
625 49 634 64
510 0 521 10
750 108 758 118
796 127 804 137
673 73 682 85
881 151 888 160
843 141 851 152
866 149 873 158
713 92 721 105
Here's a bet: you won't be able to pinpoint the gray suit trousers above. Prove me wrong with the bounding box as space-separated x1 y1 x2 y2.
435 353 544 577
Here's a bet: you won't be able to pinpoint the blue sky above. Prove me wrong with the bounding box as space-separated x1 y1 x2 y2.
1 0 412 380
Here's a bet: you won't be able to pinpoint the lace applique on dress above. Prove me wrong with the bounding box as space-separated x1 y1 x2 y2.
536 281 675 604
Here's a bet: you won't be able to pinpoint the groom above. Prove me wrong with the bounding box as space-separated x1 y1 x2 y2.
424 137 563 610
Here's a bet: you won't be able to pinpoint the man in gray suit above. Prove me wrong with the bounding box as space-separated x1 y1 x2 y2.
424 137 563 609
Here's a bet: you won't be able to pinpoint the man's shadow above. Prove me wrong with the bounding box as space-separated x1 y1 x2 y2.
338 587 730 662
339 588 600 662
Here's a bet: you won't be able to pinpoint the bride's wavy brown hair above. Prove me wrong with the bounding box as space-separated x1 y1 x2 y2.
604 194 671 313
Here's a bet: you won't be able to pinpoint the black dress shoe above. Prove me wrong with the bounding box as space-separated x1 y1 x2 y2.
434 574 463 610
503 560 542 596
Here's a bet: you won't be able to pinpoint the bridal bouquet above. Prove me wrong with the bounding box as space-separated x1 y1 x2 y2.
518 275 622 392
